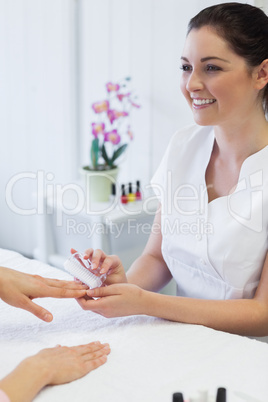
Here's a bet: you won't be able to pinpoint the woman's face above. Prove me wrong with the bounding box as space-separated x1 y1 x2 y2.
180 26 259 128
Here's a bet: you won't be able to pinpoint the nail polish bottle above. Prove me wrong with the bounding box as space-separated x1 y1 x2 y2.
173 392 184 402
120 184 128 204
127 182 136 202
216 388 226 402
135 180 142 201
110 183 116 202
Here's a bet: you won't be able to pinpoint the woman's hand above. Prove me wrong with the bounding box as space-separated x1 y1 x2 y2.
0 342 110 402
0 266 88 322
32 341 111 385
71 248 127 285
76 283 146 318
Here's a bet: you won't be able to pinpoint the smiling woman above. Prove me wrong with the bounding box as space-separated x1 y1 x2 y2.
72 2 268 339
179 25 263 128
186 2 268 115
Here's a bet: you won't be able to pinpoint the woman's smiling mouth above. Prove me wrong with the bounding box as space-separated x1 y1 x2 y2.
192 98 216 106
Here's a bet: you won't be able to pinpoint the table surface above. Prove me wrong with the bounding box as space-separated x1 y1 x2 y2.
1 248 268 402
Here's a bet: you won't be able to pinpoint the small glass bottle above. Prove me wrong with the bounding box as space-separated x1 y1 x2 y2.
120 184 128 204
127 182 136 202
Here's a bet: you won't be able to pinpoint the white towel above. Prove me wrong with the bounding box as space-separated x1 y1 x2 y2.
1 248 268 402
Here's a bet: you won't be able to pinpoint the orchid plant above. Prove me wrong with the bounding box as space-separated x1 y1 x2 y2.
88 77 140 171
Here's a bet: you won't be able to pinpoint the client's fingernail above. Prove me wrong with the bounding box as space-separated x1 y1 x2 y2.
44 313 53 322
87 289 95 296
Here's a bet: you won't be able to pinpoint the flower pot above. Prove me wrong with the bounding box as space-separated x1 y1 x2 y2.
80 166 119 203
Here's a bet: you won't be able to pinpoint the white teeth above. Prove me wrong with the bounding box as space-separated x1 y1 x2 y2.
193 98 216 105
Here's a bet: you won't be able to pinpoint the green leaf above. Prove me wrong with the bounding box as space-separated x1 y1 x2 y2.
90 138 99 169
101 143 113 167
111 144 128 164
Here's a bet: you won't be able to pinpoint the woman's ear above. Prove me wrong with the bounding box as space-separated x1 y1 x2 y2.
254 59 268 90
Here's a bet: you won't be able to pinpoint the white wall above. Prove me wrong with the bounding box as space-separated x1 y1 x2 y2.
0 0 263 256
0 0 78 255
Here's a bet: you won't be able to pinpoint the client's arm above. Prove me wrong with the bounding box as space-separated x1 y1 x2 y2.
0 342 110 402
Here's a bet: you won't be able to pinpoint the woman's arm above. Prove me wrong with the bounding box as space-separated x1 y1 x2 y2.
78 251 268 337
76 204 268 336
0 342 110 402
126 208 172 291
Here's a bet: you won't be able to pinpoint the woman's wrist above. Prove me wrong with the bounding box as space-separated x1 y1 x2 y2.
138 288 156 316
22 355 53 386
0 356 50 402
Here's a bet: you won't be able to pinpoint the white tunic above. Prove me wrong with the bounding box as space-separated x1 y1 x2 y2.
151 124 268 300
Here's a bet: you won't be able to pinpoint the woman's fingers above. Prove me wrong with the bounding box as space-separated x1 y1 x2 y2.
70 342 110 356
30 276 88 299
30 283 88 299
81 344 111 361
91 249 106 269
84 354 108 371
37 277 87 290
83 248 94 260
20 296 53 322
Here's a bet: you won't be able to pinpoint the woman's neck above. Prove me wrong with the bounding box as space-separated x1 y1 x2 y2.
213 113 268 164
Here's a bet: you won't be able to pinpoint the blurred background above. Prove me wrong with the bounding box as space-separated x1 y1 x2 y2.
0 0 266 259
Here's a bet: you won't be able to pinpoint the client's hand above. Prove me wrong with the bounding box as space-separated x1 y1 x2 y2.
0 266 88 322
76 283 145 318
32 342 110 385
0 341 110 401
71 248 127 285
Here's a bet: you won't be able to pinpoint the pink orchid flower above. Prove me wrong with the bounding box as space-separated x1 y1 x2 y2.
92 100 109 114
107 109 129 124
104 130 121 145
92 122 105 138
106 82 120 92
117 92 131 102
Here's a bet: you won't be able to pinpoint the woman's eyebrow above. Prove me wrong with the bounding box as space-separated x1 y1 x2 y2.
201 56 230 63
180 56 230 63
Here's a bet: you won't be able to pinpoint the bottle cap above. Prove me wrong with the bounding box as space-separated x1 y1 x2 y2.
216 388 226 402
111 183 116 196
173 392 184 402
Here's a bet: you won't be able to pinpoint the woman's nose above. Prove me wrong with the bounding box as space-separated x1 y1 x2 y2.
186 71 204 92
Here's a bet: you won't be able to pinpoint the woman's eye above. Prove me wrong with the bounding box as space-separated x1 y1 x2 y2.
180 64 192 72
206 65 221 72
